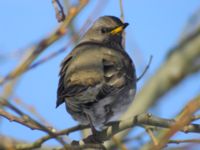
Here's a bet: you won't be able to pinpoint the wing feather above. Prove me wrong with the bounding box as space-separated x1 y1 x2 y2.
57 44 135 108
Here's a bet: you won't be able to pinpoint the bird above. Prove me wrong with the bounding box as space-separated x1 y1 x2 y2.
56 16 136 132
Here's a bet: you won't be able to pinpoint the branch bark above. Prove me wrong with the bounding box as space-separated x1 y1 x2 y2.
0 0 89 85
143 95 200 150
12 113 200 150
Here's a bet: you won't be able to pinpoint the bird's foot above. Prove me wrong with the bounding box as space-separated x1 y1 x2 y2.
83 133 103 144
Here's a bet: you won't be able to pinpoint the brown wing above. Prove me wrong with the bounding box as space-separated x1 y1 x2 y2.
56 54 73 107
56 43 103 107
56 43 135 107
96 50 134 100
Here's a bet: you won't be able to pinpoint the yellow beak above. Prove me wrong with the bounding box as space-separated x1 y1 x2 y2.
110 23 129 35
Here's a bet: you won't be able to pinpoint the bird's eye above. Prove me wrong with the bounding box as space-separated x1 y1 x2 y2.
101 28 107 34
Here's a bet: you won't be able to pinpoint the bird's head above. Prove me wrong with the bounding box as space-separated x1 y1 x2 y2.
79 16 129 48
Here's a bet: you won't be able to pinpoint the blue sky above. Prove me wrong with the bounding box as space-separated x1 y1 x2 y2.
0 0 200 148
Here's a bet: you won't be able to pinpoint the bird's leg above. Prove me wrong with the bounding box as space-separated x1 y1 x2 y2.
85 113 99 135
83 113 103 144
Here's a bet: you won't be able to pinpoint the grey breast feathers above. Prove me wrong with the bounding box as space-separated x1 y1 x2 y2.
56 43 135 107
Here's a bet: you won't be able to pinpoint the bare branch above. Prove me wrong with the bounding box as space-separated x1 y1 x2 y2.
1 99 200 150
119 0 124 22
16 125 89 150
144 126 158 146
0 0 89 85
0 108 47 131
152 95 200 150
26 0 108 75
13 97 51 126
52 0 66 22
191 114 200 121
169 139 200 144
0 97 67 148
136 55 153 81
78 113 200 146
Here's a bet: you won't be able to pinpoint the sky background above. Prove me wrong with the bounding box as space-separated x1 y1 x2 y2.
0 0 200 149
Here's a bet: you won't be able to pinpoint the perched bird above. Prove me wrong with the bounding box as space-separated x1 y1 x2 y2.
56 16 136 131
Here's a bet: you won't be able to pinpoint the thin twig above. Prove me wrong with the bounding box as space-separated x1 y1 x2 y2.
0 108 44 130
52 0 66 22
136 55 153 81
13 97 51 126
150 95 200 150
27 0 107 73
28 42 68 71
0 0 88 86
119 0 124 22
0 97 67 148
191 114 200 121
16 125 89 150
119 0 126 48
169 139 200 144
144 126 158 146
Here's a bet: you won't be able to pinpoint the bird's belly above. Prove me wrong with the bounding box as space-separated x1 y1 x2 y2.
108 88 136 122
67 88 136 128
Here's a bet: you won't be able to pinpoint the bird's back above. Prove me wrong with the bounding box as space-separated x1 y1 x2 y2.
65 44 104 89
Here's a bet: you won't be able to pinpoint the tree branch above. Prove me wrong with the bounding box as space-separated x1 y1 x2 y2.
1 98 200 150
147 95 200 150
0 0 89 85
0 108 47 131
169 139 200 144
0 97 68 148
52 0 66 22
17 113 200 149
16 125 89 150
